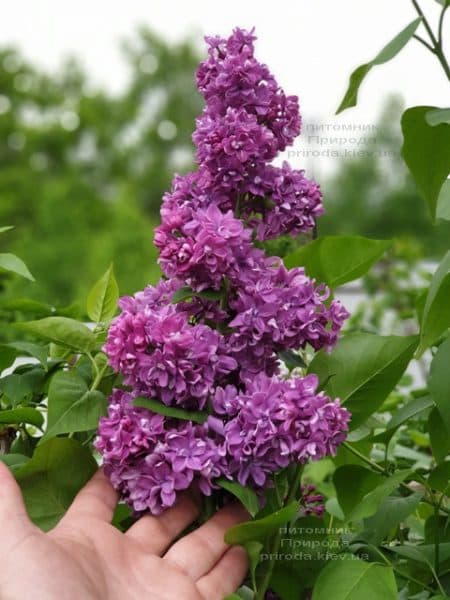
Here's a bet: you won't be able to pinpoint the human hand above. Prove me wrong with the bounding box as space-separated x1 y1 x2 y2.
0 462 248 600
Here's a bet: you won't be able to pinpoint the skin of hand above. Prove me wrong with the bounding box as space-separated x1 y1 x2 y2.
0 462 249 600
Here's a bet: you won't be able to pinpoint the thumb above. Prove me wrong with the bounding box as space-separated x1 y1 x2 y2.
0 460 31 526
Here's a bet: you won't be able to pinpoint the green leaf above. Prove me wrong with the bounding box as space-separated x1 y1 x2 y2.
0 344 17 372
0 407 44 428
171 285 223 304
358 493 422 545
216 479 260 517
6 341 48 369
334 465 412 522
312 555 397 600
372 395 434 444
428 462 450 493
43 371 107 439
225 502 299 545
429 336 450 431
336 18 421 113
0 252 35 281
133 397 208 424
15 317 96 354
0 225 14 234
401 106 450 221
244 540 263 591
437 180 450 222
0 298 55 317
14 437 97 530
0 453 29 472
426 107 450 126
0 373 39 406
417 252 450 355
279 349 307 370
284 236 391 288
309 333 418 429
429 407 450 464
86 263 119 323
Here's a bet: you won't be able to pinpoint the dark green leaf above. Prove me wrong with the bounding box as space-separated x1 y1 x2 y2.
15 317 96 353
0 345 17 372
225 502 299 545
0 407 44 428
133 397 207 424
284 236 391 287
0 252 35 281
15 437 97 530
358 493 422 545
418 252 450 355
429 336 450 431
6 341 48 369
334 465 412 522
428 462 450 493
0 298 55 317
43 371 107 439
279 349 307 369
429 407 450 464
217 479 260 516
312 555 397 599
86 263 119 323
309 333 418 429
336 18 421 113
0 373 37 406
401 106 450 221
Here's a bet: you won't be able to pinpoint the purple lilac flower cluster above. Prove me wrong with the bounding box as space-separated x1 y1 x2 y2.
97 28 350 515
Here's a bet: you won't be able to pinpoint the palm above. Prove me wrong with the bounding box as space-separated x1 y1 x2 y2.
0 465 248 600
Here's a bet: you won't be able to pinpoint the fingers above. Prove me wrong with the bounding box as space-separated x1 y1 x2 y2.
196 545 249 600
163 503 249 580
62 468 118 523
0 461 34 541
127 490 200 554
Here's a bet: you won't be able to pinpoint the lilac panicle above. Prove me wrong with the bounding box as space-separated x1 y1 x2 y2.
97 27 350 515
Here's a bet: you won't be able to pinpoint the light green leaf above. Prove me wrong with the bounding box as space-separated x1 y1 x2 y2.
225 502 299 545
372 395 434 444
0 453 29 472
216 479 260 517
15 317 96 354
401 106 450 221
43 371 107 439
0 253 35 281
0 407 44 428
429 336 450 431
426 108 450 126
312 555 397 600
284 236 391 288
15 437 97 530
309 333 418 429
133 397 208 424
437 180 450 221
86 263 119 323
417 251 450 355
0 226 14 234
336 18 421 113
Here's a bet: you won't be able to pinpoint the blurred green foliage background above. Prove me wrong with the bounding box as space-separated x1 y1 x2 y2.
1 28 449 309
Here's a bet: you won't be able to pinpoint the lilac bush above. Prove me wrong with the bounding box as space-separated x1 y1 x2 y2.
96 27 350 515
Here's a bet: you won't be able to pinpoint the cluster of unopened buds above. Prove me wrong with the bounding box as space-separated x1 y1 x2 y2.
96 28 350 515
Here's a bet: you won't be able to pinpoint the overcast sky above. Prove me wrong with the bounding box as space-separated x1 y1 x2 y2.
1 0 448 176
